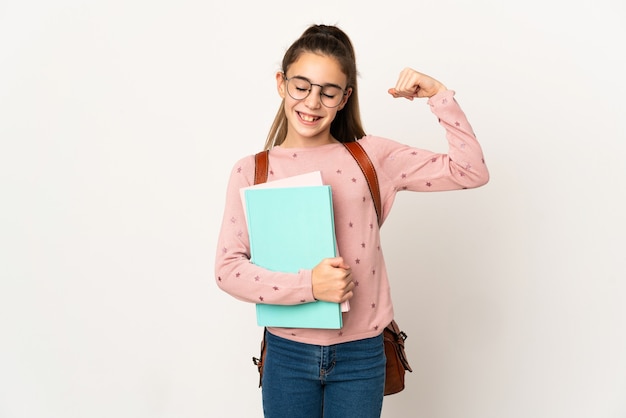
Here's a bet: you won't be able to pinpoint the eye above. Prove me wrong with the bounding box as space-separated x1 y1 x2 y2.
322 87 342 99
291 78 311 91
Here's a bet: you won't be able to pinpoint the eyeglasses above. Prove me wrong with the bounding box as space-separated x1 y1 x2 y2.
283 75 348 108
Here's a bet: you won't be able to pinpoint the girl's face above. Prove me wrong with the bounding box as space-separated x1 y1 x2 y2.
276 52 351 147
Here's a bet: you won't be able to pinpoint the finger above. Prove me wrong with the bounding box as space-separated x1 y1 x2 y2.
334 257 351 270
388 87 412 99
325 257 346 268
339 290 354 303
398 69 413 92
396 68 416 95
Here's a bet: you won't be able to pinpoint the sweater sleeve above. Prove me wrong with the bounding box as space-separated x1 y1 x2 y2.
365 90 489 196
214 156 317 305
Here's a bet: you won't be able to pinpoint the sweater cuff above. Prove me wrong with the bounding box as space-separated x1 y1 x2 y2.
427 89 456 109
299 269 317 303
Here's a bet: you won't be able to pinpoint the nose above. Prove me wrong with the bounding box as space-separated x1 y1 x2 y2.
304 85 322 109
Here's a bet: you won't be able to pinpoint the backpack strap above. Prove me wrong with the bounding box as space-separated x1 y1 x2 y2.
342 141 382 226
253 142 381 225
254 150 270 185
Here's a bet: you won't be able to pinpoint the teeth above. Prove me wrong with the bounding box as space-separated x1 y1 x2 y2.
299 113 319 122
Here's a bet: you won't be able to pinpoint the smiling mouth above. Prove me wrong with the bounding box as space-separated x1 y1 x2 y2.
297 112 321 123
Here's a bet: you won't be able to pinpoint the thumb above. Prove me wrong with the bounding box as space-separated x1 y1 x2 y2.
326 257 350 270
388 88 414 100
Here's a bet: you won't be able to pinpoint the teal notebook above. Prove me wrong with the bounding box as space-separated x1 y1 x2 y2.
244 185 342 329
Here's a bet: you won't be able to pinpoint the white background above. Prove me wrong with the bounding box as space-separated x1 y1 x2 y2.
1 1 625 417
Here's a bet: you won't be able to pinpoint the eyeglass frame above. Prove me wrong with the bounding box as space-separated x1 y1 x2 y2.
282 74 349 108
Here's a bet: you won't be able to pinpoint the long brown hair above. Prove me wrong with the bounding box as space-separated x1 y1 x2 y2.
263 25 366 150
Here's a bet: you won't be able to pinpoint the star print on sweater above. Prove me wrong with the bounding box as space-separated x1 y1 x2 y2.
215 90 488 346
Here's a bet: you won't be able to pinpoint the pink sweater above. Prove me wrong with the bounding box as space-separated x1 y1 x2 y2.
215 90 489 345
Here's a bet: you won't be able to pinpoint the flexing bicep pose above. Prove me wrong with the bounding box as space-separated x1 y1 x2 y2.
215 24 488 418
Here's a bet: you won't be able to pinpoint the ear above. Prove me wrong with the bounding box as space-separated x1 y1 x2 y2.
337 87 352 111
276 72 286 99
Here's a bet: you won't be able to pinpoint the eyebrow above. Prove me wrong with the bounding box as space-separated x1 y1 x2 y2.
290 75 345 90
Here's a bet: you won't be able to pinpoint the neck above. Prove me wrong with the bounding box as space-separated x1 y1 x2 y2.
280 134 338 148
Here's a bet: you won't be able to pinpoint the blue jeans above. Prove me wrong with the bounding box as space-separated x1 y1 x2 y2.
261 331 386 418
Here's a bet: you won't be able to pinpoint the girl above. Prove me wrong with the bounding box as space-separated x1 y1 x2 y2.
215 24 489 418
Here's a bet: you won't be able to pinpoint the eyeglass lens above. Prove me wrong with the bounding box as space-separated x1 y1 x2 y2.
286 77 344 108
